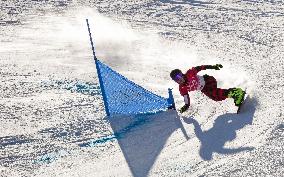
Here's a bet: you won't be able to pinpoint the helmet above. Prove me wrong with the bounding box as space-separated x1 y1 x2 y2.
170 69 183 80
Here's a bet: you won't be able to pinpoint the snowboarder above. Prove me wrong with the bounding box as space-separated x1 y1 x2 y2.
170 64 246 113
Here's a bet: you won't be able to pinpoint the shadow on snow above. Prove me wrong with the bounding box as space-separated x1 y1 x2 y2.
106 110 189 177
183 96 257 160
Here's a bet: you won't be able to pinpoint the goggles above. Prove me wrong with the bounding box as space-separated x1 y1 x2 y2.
174 73 183 82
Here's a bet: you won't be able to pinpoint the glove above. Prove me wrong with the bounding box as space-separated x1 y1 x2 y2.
179 104 189 113
214 64 223 70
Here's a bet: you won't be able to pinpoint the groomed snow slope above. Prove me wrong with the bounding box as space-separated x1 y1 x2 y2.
0 0 283 177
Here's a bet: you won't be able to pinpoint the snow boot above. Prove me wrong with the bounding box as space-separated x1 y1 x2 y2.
227 88 246 107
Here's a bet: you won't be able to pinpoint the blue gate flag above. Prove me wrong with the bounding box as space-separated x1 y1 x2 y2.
86 19 175 116
96 60 174 115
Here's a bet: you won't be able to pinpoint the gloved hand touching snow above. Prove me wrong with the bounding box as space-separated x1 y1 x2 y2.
179 104 189 113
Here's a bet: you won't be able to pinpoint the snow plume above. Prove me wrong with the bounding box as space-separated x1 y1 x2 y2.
84 8 200 71
5 8 94 76
80 8 254 94
13 6 253 100
202 61 255 93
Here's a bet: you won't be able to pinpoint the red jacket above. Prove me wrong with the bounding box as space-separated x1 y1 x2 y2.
179 65 216 96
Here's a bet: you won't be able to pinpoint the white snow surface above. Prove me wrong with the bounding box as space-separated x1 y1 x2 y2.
0 0 283 177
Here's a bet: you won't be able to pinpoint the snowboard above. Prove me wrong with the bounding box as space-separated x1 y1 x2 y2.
237 91 248 114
